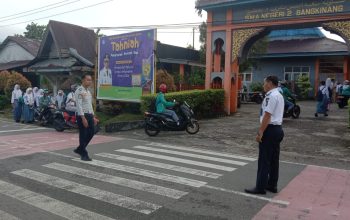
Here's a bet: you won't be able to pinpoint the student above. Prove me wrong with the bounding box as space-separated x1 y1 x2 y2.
315 81 329 117
23 88 34 123
11 84 23 123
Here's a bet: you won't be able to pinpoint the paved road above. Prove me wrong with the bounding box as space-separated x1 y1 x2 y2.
0 119 349 219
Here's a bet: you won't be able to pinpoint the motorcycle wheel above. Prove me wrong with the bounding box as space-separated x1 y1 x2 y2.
53 118 65 132
291 105 301 119
145 123 160 137
186 121 199 134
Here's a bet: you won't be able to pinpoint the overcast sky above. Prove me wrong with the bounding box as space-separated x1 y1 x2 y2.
0 0 343 48
0 0 206 49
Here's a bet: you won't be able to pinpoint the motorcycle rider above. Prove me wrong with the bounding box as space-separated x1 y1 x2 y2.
38 89 53 121
278 81 294 111
156 84 180 126
341 80 350 96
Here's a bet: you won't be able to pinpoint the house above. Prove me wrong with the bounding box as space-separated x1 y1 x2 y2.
0 36 41 85
28 20 96 95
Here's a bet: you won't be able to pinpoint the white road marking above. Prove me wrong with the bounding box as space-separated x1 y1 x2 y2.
116 149 236 172
0 210 20 220
72 158 207 187
0 179 115 220
134 146 248 166
43 163 188 199
96 153 222 179
0 127 49 133
12 169 161 215
148 142 256 161
203 185 290 206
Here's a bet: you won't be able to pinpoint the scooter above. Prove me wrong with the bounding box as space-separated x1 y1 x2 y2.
337 95 349 108
144 101 199 137
34 104 56 125
240 92 264 104
283 96 301 119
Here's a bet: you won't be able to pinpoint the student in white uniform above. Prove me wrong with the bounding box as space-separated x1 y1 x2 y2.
98 54 112 86
245 75 285 195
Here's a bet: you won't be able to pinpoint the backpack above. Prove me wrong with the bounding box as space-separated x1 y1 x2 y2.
316 88 324 102
148 96 157 112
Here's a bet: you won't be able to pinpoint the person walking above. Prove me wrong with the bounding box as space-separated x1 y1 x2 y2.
245 75 284 195
23 88 35 123
315 81 329 117
11 84 23 123
73 74 98 161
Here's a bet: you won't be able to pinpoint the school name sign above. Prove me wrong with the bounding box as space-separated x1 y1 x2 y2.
233 0 350 23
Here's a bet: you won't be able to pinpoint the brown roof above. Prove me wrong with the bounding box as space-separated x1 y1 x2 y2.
265 37 348 56
38 20 96 63
0 36 40 56
0 60 31 71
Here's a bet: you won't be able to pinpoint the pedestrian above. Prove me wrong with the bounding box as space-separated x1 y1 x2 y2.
11 84 23 123
73 74 98 161
36 89 43 108
23 88 34 123
66 85 77 113
245 75 284 195
32 87 39 107
326 78 332 109
315 81 329 117
56 90 66 109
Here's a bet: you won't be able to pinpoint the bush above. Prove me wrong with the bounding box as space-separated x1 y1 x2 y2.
0 95 10 110
250 82 263 92
4 72 32 98
0 70 11 94
295 75 313 100
141 89 225 118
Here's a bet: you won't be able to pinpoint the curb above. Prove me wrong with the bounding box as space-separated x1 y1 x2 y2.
105 120 145 133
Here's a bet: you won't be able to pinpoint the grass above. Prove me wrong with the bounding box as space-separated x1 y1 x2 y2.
96 112 144 126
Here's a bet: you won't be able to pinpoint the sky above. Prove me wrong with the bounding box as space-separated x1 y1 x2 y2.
0 0 344 49
0 0 206 49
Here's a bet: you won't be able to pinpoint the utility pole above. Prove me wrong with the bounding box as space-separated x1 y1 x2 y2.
193 27 195 49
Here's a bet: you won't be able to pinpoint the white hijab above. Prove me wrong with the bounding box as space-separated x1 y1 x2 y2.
24 88 34 105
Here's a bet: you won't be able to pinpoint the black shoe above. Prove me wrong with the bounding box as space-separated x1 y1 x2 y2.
324 113 328 117
314 113 318 117
265 186 278 193
244 188 266 195
81 156 92 161
73 148 83 156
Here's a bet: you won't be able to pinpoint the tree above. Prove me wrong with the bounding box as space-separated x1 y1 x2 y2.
0 70 11 94
23 22 47 40
5 72 32 98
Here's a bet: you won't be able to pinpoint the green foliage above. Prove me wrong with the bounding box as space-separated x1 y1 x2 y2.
250 82 264 92
23 22 47 40
240 37 269 73
0 70 11 94
0 95 10 110
4 72 32 98
141 89 225 118
185 67 205 85
296 75 313 99
198 22 207 64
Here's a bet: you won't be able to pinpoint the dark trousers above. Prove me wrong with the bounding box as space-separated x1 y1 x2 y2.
256 125 284 190
77 114 95 156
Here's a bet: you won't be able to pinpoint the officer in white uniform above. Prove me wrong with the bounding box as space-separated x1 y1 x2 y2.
73 74 97 161
98 54 112 86
245 75 285 195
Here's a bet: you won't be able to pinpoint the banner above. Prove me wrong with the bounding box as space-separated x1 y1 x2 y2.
97 29 156 102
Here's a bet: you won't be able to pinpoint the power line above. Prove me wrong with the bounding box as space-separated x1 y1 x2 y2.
0 0 80 23
0 0 73 19
0 0 114 28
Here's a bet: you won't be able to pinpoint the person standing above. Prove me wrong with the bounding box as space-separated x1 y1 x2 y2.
74 74 98 161
66 85 77 112
11 84 23 123
55 90 66 110
245 76 284 195
23 88 35 123
315 81 329 117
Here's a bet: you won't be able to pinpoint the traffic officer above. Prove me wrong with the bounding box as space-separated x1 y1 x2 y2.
73 74 98 161
245 75 284 195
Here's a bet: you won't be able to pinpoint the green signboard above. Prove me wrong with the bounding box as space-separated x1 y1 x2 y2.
233 0 350 23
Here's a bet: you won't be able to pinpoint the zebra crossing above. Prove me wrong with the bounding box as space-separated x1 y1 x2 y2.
0 142 256 220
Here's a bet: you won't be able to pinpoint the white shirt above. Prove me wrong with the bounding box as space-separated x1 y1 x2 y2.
75 86 94 116
24 93 34 106
99 68 112 85
260 88 284 125
11 89 22 103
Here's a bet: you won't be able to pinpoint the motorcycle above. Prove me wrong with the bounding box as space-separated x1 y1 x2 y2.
283 96 301 119
144 101 199 137
53 109 101 134
240 92 264 104
337 95 349 108
34 104 56 125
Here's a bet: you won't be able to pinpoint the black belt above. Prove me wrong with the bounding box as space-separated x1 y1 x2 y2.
268 124 282 127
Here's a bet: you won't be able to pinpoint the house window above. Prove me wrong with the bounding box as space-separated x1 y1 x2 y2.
242 73 253 82
284 66 310 81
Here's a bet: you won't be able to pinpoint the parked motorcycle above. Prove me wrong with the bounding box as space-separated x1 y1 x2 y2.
240 92 264 104
283 96 301 119
53 109 101 134
144 101 199 136
34 104 56 125
337 95 349 108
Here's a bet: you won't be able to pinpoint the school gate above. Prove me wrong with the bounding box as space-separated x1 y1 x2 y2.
196 0 350 114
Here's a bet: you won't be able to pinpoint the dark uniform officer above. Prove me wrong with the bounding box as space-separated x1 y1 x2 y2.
245 75 284 195
73 74 95 161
